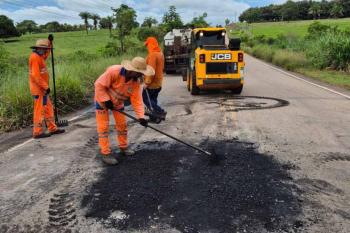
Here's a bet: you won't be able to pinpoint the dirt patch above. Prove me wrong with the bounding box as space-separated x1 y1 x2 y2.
81 140 303 232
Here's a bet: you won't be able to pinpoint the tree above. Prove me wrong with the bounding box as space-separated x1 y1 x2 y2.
44 21 61 32
91 14 101 30
309 2 322 19
100 16 114 37
0 15 20 38
281 0 299 21
162 5 183 32
79 12 92 34
189 12 209 28
112 4 138 52
330 2 344 18
16 20 37 34
142 17 158 28
225 18 230 26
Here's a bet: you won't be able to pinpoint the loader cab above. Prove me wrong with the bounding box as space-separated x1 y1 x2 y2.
184 28 245 95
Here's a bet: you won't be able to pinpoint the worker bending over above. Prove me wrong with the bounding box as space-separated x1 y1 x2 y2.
29 39 65 139
94 57 154 165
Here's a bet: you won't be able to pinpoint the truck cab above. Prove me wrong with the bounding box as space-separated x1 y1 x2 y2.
183 28 245 95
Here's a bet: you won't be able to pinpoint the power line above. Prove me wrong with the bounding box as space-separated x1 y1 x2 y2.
2 0 81 20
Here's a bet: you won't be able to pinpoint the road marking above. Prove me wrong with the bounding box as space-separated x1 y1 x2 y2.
251 55 350 100
7 139 34 153
6 107 94 153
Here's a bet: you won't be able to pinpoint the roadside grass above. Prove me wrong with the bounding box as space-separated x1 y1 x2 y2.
0 30 146 132
249 18 350 38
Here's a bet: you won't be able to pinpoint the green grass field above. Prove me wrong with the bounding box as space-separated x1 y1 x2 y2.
0 29 145 132
248 18 350 38
4 30 111 56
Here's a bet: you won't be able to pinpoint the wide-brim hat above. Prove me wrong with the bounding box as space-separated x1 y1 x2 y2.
122 57 155 76
30 39 51 49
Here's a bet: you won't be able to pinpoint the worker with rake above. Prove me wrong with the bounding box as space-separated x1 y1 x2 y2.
143 37 166 123
29 39 65 139
94 57 154 165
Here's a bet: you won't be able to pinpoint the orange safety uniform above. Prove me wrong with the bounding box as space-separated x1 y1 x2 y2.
144 37 165 89
29 52 57 136
94 65 145 155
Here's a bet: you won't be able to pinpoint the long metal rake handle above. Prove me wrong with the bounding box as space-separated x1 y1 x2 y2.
116 109 212 157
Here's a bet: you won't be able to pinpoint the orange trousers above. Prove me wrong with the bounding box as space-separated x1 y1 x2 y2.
96 108 128 155
33 95 57 136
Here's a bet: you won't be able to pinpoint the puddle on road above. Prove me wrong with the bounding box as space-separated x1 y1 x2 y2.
81 140 303 233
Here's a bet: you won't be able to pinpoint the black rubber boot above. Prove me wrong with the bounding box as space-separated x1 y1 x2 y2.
33 133 51 139
50 128 65 135
100 154 119 165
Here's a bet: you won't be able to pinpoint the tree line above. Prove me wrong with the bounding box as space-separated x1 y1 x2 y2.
0 5 215 39
239 0 350 23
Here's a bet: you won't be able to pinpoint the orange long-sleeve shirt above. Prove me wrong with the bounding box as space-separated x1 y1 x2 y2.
94 65 145 119
29 52 49 96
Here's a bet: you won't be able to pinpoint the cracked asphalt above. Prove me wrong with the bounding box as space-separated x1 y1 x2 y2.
0 55 349 233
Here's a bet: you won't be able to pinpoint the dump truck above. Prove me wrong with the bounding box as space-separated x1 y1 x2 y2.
182 28 245 95
164 29 192 74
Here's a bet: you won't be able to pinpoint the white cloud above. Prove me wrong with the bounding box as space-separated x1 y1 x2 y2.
0 0 250 25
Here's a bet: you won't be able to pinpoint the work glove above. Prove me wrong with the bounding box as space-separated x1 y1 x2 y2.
104 100 114 110
45 88 50 95
139 118 148 127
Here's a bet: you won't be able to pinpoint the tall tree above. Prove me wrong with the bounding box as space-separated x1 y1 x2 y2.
16 20 37 34
281 0 299 21
162 5 183 32
91 14 101 30
189 12 209 28
330 2 344 18
0 15 20 38
112 4 138 52
225 18 230 26
309 2 322 19
142 17 158 28
100 16 114 37
79 12 92 34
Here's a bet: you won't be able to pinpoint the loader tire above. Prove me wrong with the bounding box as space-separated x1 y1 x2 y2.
231 85 243 94
190 72 200 95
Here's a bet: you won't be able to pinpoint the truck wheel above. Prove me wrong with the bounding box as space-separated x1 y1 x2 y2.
231 85 243 95
190 73 200 95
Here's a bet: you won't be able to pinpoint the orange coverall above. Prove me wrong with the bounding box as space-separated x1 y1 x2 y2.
94 65 145 155
144 37 165 89
29 52 57 136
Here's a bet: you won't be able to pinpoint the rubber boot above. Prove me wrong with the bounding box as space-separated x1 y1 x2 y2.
33 133 51 139
50 128 65 135
120 148 135 156
99 153 119 165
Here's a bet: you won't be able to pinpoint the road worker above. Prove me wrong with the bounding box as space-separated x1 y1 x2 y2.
29 39 65 139
94 57 154 165
142 37 166 120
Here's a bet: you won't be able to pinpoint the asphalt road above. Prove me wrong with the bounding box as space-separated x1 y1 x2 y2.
0 55 349 233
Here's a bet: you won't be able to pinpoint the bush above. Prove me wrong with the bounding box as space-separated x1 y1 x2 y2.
307 31 350 71
306 21 331 39
0 43 11 75
137 27 165 43
272 49 309 71
252 44 275 62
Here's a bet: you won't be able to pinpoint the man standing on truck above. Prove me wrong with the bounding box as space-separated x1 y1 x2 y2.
143 37 166 120
29 39 65 139
94 57 154 165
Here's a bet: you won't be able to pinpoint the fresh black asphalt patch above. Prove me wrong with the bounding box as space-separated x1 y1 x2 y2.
81 140 303 232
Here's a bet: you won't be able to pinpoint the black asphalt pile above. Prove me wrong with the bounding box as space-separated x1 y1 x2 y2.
81 140 303 232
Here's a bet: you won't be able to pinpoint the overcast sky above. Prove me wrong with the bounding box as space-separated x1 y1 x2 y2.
0 0 290 25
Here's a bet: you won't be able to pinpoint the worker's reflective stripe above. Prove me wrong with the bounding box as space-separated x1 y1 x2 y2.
117 130 127 136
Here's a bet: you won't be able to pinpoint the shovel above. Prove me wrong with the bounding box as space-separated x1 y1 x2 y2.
115 109 213 158
48 34 68 127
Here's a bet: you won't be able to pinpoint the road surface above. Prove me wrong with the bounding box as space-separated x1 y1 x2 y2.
1 55 349 233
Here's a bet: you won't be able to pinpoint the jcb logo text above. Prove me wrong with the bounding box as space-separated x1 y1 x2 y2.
211 54 232 60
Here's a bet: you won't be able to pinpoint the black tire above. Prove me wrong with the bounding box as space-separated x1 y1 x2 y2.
190 72 200 95
231 85 243 94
